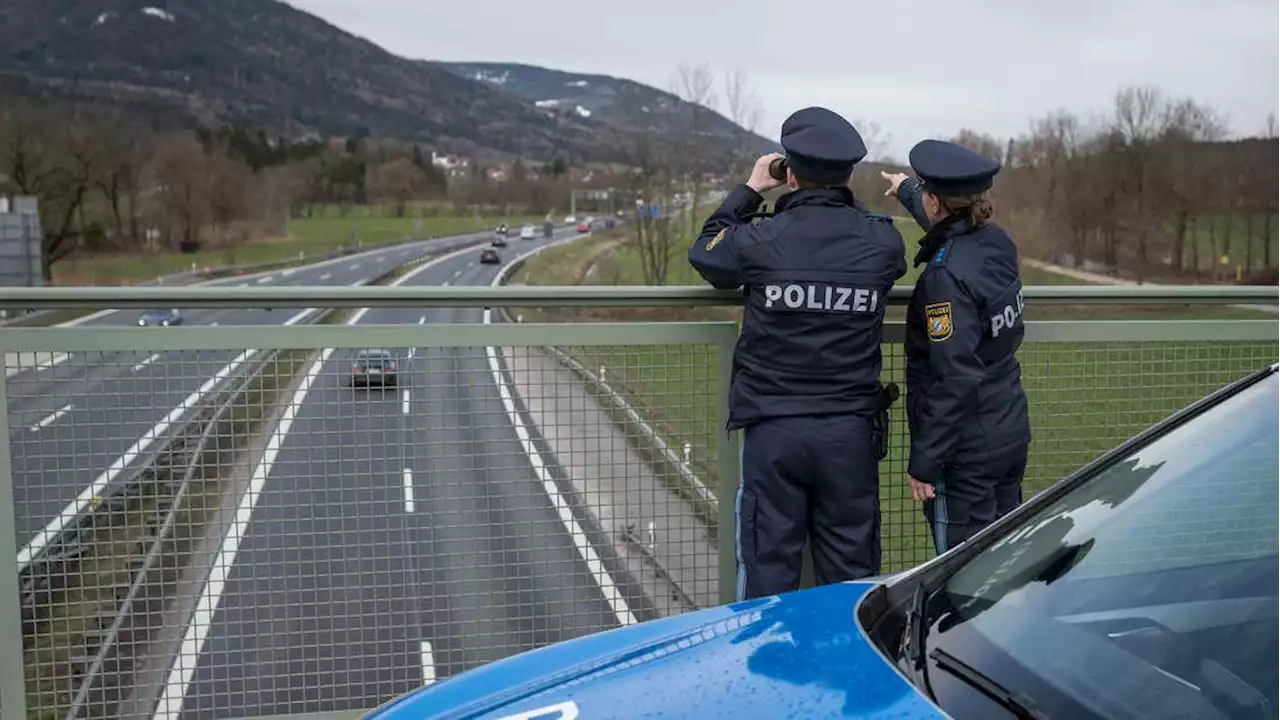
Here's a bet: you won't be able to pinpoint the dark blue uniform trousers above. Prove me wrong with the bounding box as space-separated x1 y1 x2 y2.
923 447 1027 555
736 414 880 601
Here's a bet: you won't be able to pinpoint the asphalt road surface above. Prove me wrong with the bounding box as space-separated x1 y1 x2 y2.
152 226 637 719
7 230 525 570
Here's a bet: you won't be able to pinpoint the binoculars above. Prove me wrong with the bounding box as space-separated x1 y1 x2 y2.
768 157 790 181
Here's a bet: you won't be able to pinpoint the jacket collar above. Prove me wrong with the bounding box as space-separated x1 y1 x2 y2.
913 215 974 267
774 187 856 213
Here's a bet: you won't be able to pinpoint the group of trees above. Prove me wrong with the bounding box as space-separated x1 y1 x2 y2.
937 87 1277 282
0 102 581 280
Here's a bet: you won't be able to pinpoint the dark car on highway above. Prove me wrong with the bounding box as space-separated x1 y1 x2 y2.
138 309 183 326
368 365 1279 720
349 349 397 388
491 235 508 247
479 249 501 264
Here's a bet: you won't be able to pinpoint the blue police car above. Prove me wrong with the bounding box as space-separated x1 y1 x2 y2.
368 365 1278 719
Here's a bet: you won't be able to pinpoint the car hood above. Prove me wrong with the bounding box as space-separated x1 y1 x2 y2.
366 582 942 720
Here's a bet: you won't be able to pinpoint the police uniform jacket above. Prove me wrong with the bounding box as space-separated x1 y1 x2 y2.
898 181 1031 484
690 184 907 429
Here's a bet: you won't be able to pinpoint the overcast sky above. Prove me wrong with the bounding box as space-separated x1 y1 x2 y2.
289 0 1278 159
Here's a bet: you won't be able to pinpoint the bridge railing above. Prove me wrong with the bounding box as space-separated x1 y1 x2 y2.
0 284 1274 720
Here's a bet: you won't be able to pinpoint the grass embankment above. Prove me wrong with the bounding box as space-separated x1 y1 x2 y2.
51 212 542 286
510 221 1278 572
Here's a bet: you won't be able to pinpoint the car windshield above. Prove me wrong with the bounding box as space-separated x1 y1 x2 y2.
926 372 1278 720
356 351 391 367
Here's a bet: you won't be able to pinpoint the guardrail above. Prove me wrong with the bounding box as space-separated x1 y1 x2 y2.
0 285 1273 720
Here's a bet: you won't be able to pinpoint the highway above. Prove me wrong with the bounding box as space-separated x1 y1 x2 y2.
150 226 646 719
7 230 522 570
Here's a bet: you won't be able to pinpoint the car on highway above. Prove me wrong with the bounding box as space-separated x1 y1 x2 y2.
495 223 508 236
366 365 1280 720
137 309 183 326
564 215 577 224
349 349 397 388
479 248 501 264
576 222 590 233
520 224 537 240
491 235 508 247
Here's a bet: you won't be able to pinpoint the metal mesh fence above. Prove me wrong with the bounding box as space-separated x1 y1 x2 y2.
0 325 1275 719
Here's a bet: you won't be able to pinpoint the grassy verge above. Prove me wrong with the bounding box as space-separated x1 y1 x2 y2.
51 212 542 286
509 224 1278 573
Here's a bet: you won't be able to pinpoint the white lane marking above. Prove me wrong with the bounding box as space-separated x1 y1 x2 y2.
442 280 450 287
7 351 75 378
256 276 274 284
420 641 436 686
403 468 415 513
30 404 73 432
132 353 161 372
407 347 416 360
418 316 426 325
282 268 295 277
34 226 496 330
16 306 318 571
350 263 361 270
153 241 485 720
452 269 462 278
402 389 411 415
479 234 636 628
319 272 332 281
210 322 219 327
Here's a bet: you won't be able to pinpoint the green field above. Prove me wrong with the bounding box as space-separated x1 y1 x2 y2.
514 224 1278 571
53 211 542 285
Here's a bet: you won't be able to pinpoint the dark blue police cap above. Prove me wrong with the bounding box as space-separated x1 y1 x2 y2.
780 107 867 185
908 139 1001 196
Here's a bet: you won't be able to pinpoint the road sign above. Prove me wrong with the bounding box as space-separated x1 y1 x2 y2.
0 196 43 286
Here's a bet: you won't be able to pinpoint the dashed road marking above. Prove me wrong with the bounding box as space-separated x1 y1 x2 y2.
402 389 411 415
30 404 73 432
403 468 415 513
420 641 435 685
133 353 161 372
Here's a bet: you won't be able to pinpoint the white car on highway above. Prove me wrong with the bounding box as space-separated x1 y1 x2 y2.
564 215 576 224
519 225 536 240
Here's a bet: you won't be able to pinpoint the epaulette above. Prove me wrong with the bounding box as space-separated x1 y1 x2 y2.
931 238 955 267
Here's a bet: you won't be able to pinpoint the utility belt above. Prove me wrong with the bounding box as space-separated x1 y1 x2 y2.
870 382 900 461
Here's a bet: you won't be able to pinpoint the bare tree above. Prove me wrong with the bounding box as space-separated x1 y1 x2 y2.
674 63 717 237
851 117 893 163
149 132 210 253
722 69 764 178
93 112 150 251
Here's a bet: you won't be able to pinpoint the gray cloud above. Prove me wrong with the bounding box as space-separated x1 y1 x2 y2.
289 0 1278 158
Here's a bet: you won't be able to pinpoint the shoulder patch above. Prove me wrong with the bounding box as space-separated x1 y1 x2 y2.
705 228 726 251
924 301 953 342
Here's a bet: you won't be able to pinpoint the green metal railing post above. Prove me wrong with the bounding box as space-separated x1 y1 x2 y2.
0 372 28 720
715 327 739 605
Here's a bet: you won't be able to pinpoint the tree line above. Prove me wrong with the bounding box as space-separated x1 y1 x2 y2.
0 101 588 280
886 87 1278 283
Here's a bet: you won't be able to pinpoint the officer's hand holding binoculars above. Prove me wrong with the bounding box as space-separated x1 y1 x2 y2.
746 152 787 194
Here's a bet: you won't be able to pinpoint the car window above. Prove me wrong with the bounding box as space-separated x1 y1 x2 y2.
929 373 1278 720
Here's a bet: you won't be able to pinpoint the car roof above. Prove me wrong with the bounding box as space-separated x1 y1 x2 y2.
356 348 391 356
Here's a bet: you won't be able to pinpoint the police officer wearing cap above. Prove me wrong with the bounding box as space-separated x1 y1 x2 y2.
690 107 906 600
881 140 1032 554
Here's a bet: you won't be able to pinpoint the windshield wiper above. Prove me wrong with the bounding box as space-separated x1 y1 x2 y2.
929 646 1049 720
899 583 932 692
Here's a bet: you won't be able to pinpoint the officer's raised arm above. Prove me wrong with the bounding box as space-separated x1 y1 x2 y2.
688 187 759 289
907 268 985 486
689 153 785 289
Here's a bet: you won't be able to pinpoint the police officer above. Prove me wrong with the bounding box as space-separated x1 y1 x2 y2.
689 107 907 600
881 140 1032 554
